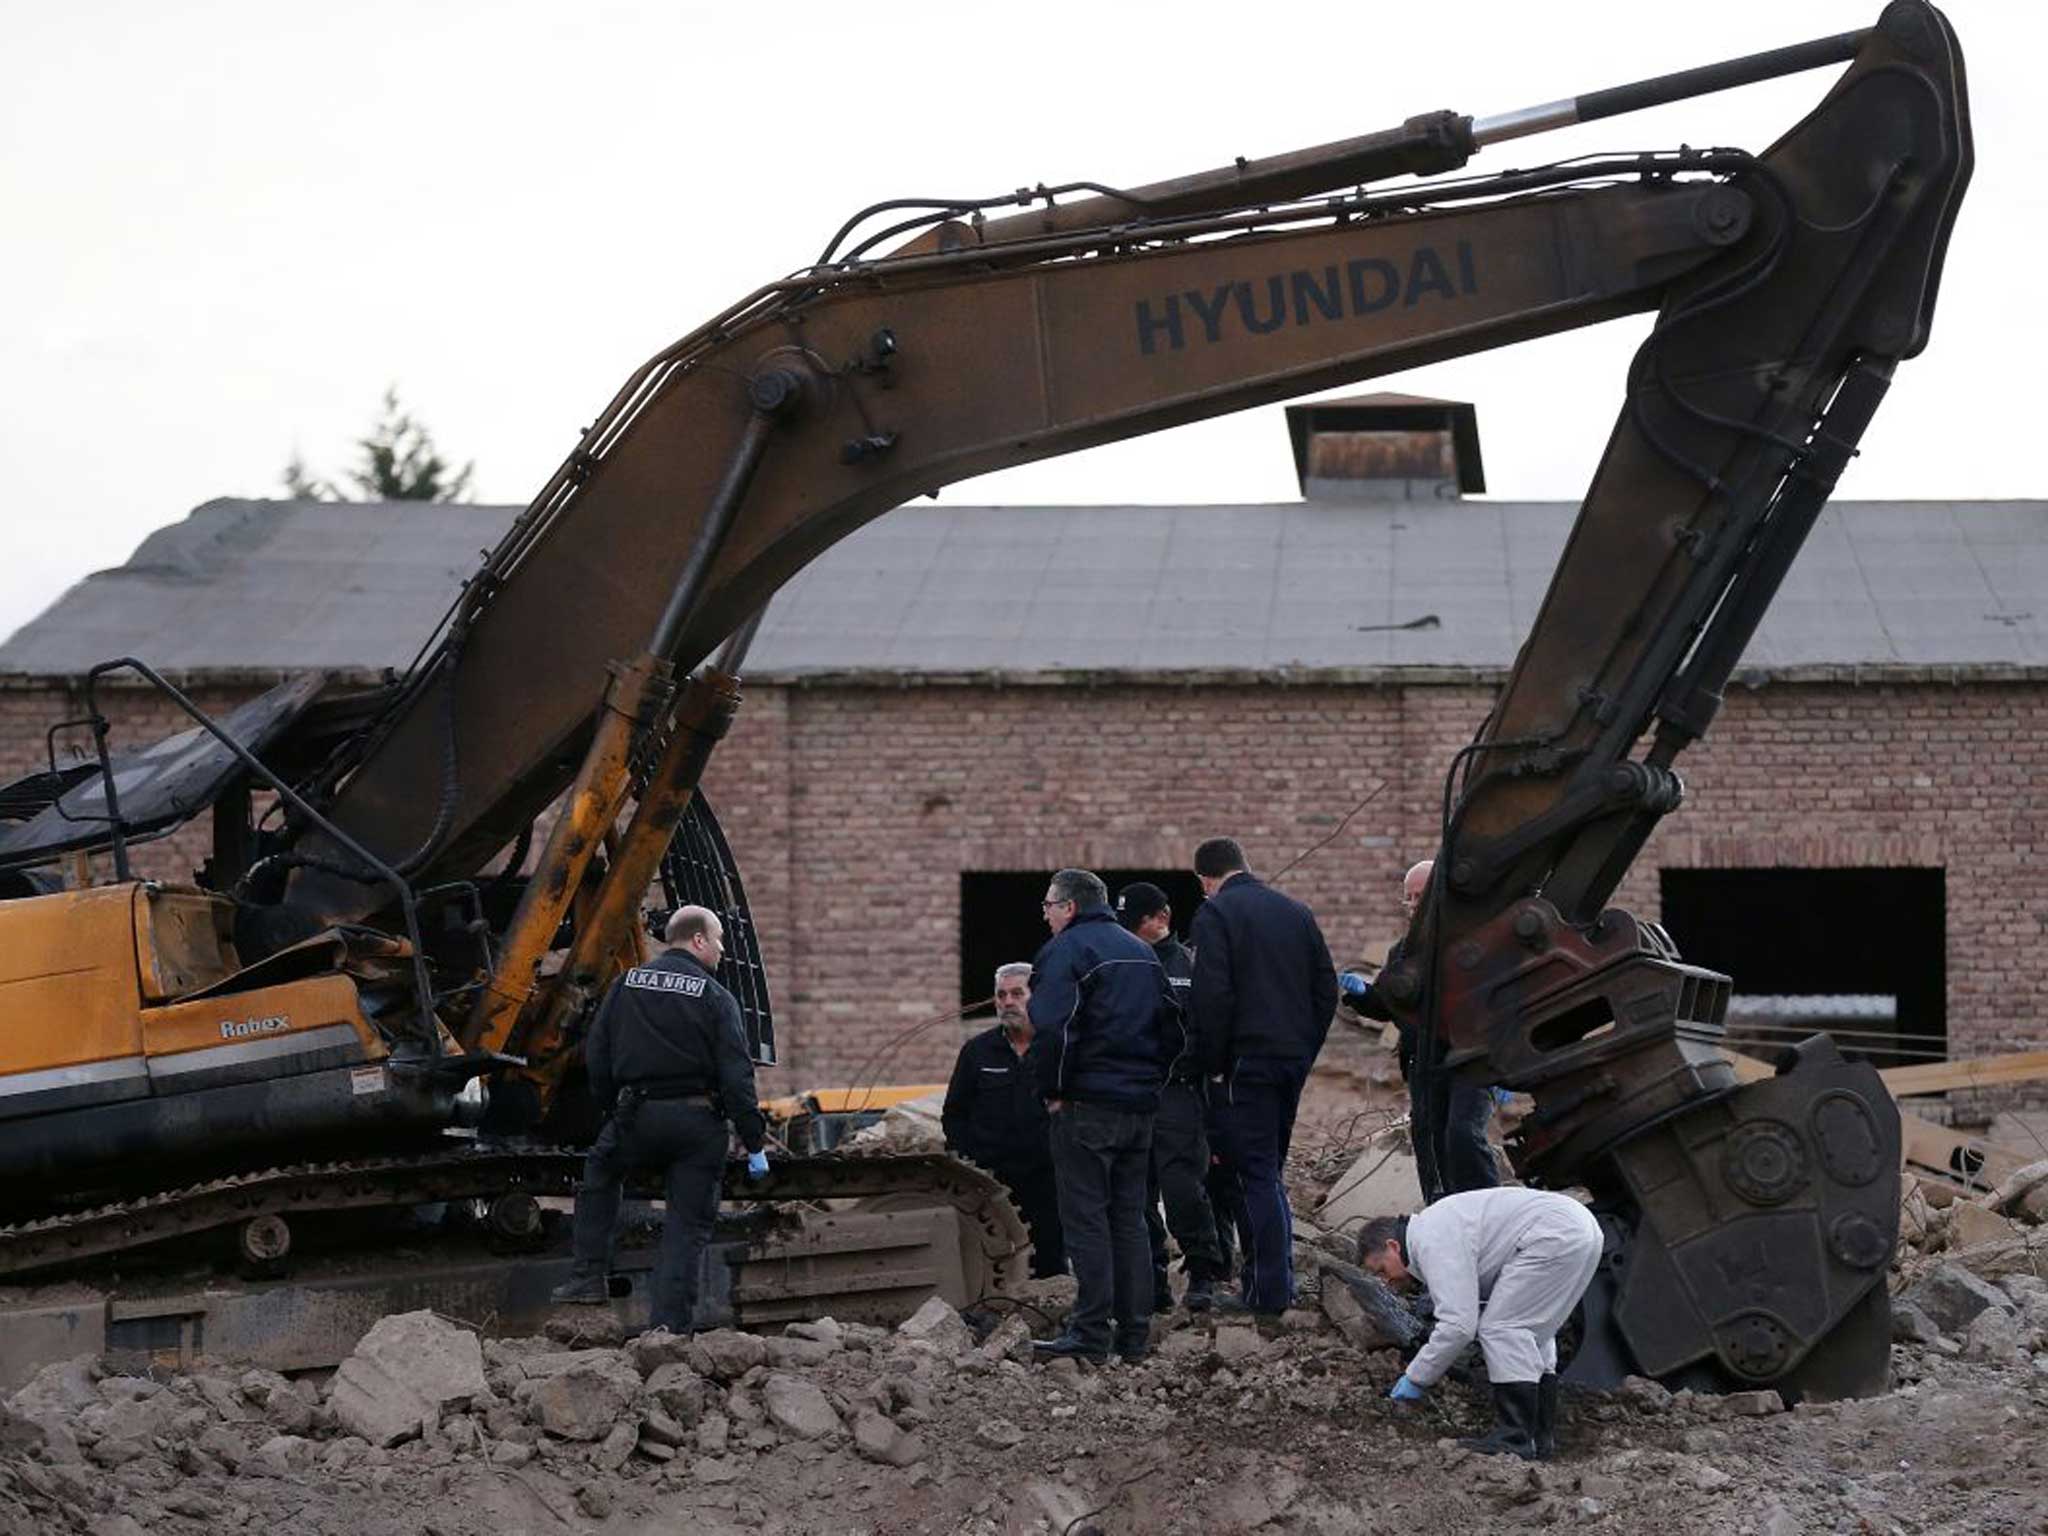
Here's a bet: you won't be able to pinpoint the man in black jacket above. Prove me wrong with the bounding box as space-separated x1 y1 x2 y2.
1026 868 1175 1363
1343 859 1502 1196
1188 837 1338 1316
942 961 1065 1278
1117 881 1228 1312
551 906 768 1332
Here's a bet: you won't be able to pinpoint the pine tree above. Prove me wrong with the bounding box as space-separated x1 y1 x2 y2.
281 387 474 502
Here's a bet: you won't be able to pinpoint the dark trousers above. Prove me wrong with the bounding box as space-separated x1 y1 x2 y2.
991 1157 1066 1279
570 1099 728 1333
1209 1056 1310 1313
1148 1081 1226 1282
1206 1154 1242 1280
1048 1100 1154 1351
1412 1071 1502 1196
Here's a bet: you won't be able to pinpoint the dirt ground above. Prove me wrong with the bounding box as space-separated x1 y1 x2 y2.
5 1043 2046 1536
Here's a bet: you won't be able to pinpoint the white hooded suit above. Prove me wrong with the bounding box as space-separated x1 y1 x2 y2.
1402 1186 1604 1387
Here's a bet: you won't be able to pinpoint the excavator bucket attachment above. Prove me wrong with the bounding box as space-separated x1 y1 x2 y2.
1560 1037 1899 1398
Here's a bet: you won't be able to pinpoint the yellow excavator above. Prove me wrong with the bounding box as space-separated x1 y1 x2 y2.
0 4 1971 1391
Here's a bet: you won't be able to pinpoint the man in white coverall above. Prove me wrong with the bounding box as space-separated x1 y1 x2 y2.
1357 1188 1604 1460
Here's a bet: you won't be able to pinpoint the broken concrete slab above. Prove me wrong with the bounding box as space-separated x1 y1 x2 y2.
528 1360 640 1442
1314 1139 1421 1233
852 1407 925 1466
644 1363 709 1425
761 1374 839 1440
689 1330 769 1381
897 1296 972 1356
1901 1262 2017 1336
1213 1326 1265 1365
328 1310 487 1449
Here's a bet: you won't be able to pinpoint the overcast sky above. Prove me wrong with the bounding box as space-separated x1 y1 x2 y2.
2 0 2036 645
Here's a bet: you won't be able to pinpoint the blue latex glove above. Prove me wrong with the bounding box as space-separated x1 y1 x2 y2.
1338 971 1372 1006
745 1149 770 1181
1492 1086 1514 1108
1389 1374 1426 1402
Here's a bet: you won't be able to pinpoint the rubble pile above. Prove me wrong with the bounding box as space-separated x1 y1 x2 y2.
4 1244 2047 1536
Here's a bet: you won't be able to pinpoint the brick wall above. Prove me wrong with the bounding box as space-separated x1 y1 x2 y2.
8 674 2043 1108
704 677 2048 1095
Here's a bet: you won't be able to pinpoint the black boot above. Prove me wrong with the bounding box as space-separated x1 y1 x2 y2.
1458 1381 1541 1460
1535 1372 1559 1460
549 1273 607 1305
1030 1332 1109 1366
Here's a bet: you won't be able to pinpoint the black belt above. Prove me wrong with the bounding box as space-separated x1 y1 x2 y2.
621 1084 715 1106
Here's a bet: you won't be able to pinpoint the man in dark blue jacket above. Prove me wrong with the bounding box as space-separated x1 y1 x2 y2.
1025 867 1175 1363
1189 837 1338 1316
551 906 769 1332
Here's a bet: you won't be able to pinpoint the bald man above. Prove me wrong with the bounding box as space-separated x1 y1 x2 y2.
1341 859 1501 1196
552 905 768 1331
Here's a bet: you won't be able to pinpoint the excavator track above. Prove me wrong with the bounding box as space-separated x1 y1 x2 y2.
0 1144 1031 1292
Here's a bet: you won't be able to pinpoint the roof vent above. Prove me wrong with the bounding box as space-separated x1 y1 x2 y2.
1284 393 1485 502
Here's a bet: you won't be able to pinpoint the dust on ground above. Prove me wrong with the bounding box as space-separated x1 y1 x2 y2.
5 1041 2045 1536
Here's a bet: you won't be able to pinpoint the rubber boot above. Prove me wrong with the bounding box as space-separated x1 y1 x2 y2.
1458 1381 1542 1460
1534 1372 1559 1460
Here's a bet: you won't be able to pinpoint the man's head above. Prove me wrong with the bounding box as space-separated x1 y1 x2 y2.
993 962 1032 1033
1356 1214 1412 1287
665 905 725 970
1402 860 1434 919
1041 868 1107 935
1192 837 1248 898
1116 881 1173 944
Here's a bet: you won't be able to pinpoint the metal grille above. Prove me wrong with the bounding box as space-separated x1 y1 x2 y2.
657 790 776 1066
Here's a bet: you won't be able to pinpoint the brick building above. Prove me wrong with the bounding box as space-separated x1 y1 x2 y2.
4 400 2043 1115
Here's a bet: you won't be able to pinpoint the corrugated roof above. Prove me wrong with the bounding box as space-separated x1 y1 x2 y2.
2 495 2043 683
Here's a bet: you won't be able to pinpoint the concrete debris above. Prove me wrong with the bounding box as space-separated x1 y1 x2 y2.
1212 1325 1265 1365
1899 1260 2017 1336
897 1295 973 1355
851 1406 926 1466
1988 1157 2048 1220
1314 1137 1422 1231
760 1373 840 1440
329 1309 487 1448
528 1358 641 1441
644 1360 710 1424
973 1416 1026 1449
689 1328 770 1380
6 1219 2048 1533
842 1090 947 1152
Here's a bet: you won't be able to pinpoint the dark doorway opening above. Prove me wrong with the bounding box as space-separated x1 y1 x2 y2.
960 868 1206 1009
1658 866 1945 1070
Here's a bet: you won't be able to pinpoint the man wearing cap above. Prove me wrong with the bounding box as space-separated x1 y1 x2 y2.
1117 881 1230 1313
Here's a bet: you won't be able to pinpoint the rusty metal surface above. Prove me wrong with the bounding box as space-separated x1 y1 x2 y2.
0 1207 996 1388
0 1144 1028 1292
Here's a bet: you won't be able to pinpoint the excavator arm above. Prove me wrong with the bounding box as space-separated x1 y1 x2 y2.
242 4 1966 1390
